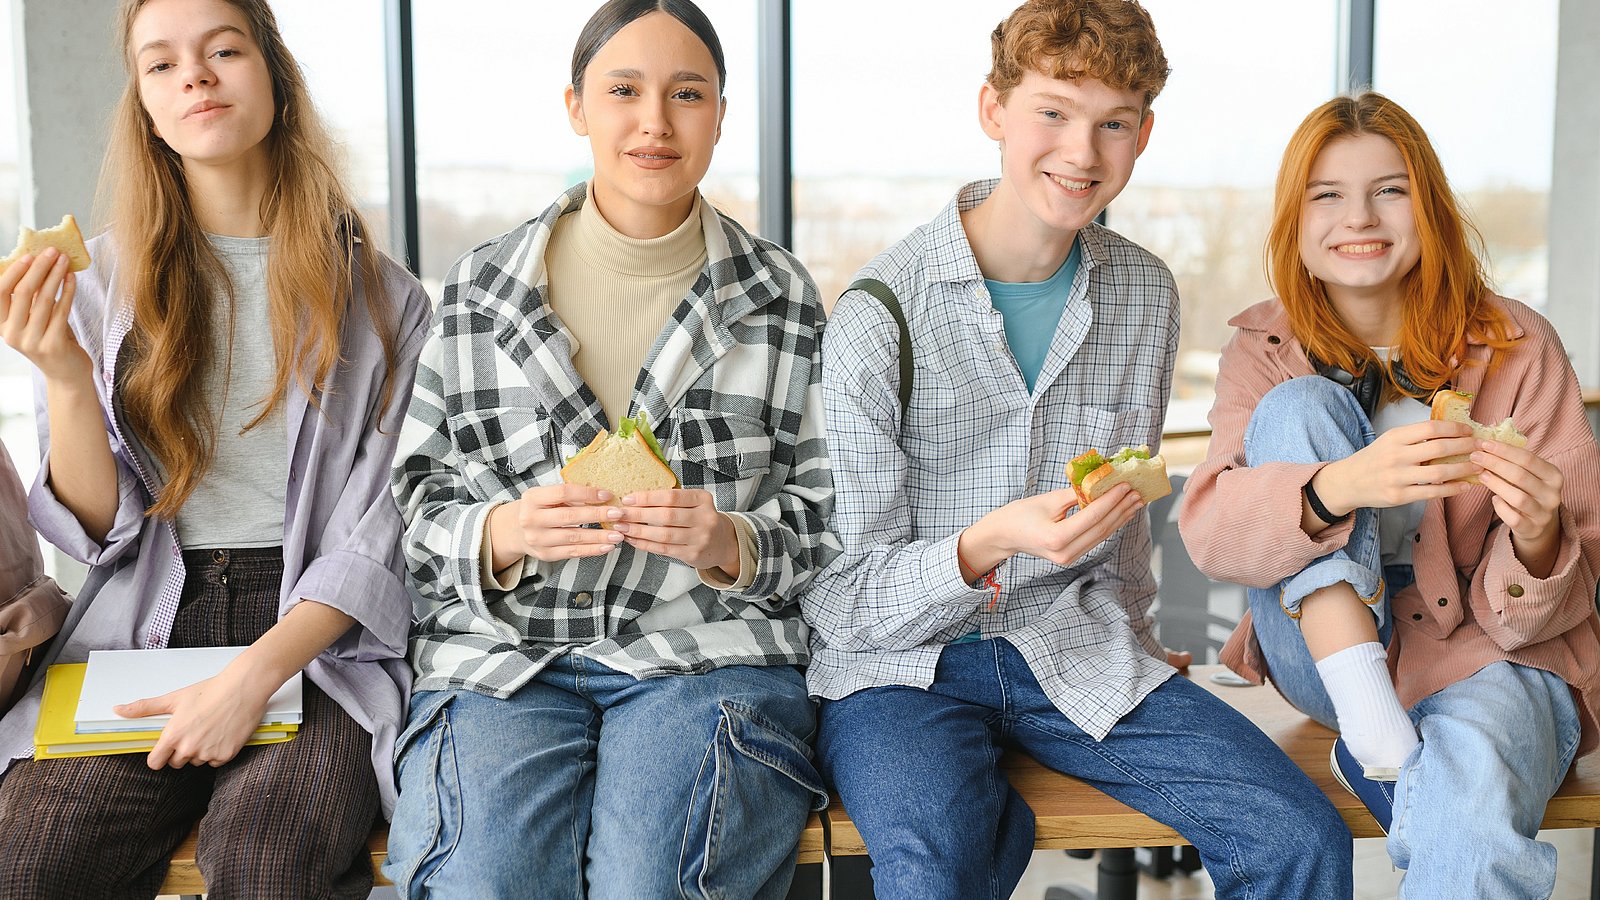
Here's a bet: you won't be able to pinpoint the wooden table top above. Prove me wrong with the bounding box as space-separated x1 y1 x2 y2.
158 664 1600 887
821 665 1600 855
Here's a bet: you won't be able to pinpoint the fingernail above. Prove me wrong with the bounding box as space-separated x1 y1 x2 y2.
621 495 635 505
611 523 629 535
606 507 623 519
607 531 624 542
596 490 612 501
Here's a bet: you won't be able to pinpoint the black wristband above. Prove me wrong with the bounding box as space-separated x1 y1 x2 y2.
1303 478 1349 524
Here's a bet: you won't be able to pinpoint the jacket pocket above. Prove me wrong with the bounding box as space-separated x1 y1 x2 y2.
447 405 554 500
671 410 774 511
385 691 463 894
681 698 829 899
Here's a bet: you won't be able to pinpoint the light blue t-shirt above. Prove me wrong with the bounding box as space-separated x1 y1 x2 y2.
983 240 1082 393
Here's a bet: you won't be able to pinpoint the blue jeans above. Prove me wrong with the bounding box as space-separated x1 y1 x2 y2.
1245 375 1582 898
817 638 1352 900
383 656 826 899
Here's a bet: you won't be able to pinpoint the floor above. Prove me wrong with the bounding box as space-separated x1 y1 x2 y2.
1013 830 1596 899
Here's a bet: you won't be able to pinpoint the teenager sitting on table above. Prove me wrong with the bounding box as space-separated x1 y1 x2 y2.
384 1 836 896
0 1 431 895
800 2 1351 897
1180 91 1600 899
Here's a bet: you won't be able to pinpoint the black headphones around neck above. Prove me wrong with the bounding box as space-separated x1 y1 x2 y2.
1310 354 1443 419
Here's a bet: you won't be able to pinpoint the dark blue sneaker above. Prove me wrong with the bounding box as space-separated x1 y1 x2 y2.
1330 737 1397 834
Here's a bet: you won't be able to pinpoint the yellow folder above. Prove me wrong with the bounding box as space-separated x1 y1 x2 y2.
33 664 297 760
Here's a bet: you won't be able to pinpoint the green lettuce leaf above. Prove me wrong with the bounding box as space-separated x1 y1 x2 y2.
1070 451 1107 486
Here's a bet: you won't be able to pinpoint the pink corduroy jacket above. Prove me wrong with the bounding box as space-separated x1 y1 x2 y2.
1179 295 1600 756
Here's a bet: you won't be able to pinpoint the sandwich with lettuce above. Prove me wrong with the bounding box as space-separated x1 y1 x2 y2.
560 412 678 524
1067 445 1171 508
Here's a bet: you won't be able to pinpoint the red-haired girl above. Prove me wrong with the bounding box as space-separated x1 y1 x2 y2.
1181 92 1600 898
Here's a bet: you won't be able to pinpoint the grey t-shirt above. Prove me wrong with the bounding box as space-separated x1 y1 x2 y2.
171 234 287 549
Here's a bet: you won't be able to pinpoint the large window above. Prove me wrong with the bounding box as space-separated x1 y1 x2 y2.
1374 0 1558 309
791 1 1017 307
274 2 392 259
410 1 759 294
1 0 34 478
1116 0 1341 441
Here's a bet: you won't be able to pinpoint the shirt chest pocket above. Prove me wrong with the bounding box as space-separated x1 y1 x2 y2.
669 409 774 512
447 406 555 501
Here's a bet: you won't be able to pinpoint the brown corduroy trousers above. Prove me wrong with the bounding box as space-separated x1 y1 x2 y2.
0 547 379 900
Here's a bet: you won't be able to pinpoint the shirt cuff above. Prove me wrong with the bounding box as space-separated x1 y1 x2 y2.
479 502 525 591
699 512 758 591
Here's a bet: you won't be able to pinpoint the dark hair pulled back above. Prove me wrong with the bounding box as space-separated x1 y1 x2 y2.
571 0 726 96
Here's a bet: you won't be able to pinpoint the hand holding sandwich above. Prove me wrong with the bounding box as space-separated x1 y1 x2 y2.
607 490 740 575
957 483 1143 580
0 246 91 385
1305 419 1479 528
488 483 626 567
1471 438 1565 577
557 412 740 576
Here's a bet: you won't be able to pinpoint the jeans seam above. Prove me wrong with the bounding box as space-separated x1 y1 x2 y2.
1016 712 1257 899
981 718 1007 900
1389 741 1422 852
570 706 597 900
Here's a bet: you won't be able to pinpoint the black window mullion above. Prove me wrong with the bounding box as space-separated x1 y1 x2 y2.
756 0 793 248
1340 0 1376 92
384 0 421 275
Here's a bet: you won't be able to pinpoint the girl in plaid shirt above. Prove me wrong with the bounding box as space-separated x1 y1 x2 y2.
386 2 836 896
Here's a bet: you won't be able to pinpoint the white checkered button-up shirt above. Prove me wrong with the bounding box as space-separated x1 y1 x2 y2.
393 184 838 697
801 180 1179 739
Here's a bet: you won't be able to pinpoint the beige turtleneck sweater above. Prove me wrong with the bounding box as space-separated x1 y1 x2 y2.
483 187 755 591
547 185 707 425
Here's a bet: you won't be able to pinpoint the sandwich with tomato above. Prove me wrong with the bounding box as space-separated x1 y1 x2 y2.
1067 445 1172 508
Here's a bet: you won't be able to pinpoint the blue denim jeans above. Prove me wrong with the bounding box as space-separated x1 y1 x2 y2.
382 655 826 899
817 638 1352 900
1244 375 1582 898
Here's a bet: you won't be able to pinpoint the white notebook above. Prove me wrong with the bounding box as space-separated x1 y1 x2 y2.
74 646 303 734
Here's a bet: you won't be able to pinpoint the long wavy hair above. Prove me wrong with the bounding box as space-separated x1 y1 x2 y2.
104 0 398 519
1267 92 1518 399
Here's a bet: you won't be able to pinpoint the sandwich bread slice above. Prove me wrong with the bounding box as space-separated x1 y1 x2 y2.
1429 389 1526 484
0 215 91 276
559 412 678 524
1068 445 1172 508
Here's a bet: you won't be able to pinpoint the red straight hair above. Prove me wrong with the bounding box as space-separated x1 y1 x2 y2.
1266 92 1518 396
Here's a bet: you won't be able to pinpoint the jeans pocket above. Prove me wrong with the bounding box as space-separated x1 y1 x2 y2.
384 693 462 896
682 699 829 900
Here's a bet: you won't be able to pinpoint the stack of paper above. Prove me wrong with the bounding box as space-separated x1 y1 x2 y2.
33 646 302 760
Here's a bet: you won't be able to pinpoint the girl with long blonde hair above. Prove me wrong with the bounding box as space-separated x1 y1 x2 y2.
1181 92 1600 897
0 0 430 895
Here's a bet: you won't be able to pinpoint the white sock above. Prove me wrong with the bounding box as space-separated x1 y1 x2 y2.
1315 641 1419 776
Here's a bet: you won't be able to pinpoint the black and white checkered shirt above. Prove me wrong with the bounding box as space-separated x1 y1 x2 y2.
801 180 1178 739
393 184 838 697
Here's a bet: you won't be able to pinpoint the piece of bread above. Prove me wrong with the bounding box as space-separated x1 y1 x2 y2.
559 428 678 526
1069 446 1172 508
1428 389 1527 485
0 215 91 276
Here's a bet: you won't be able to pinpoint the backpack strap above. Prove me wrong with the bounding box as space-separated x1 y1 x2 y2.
845 278 913 415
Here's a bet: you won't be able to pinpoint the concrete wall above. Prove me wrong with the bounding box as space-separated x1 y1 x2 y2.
14 0 119 234
11 0 119 594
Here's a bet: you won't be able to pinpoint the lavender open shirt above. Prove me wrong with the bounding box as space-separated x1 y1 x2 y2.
0 235 431 815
